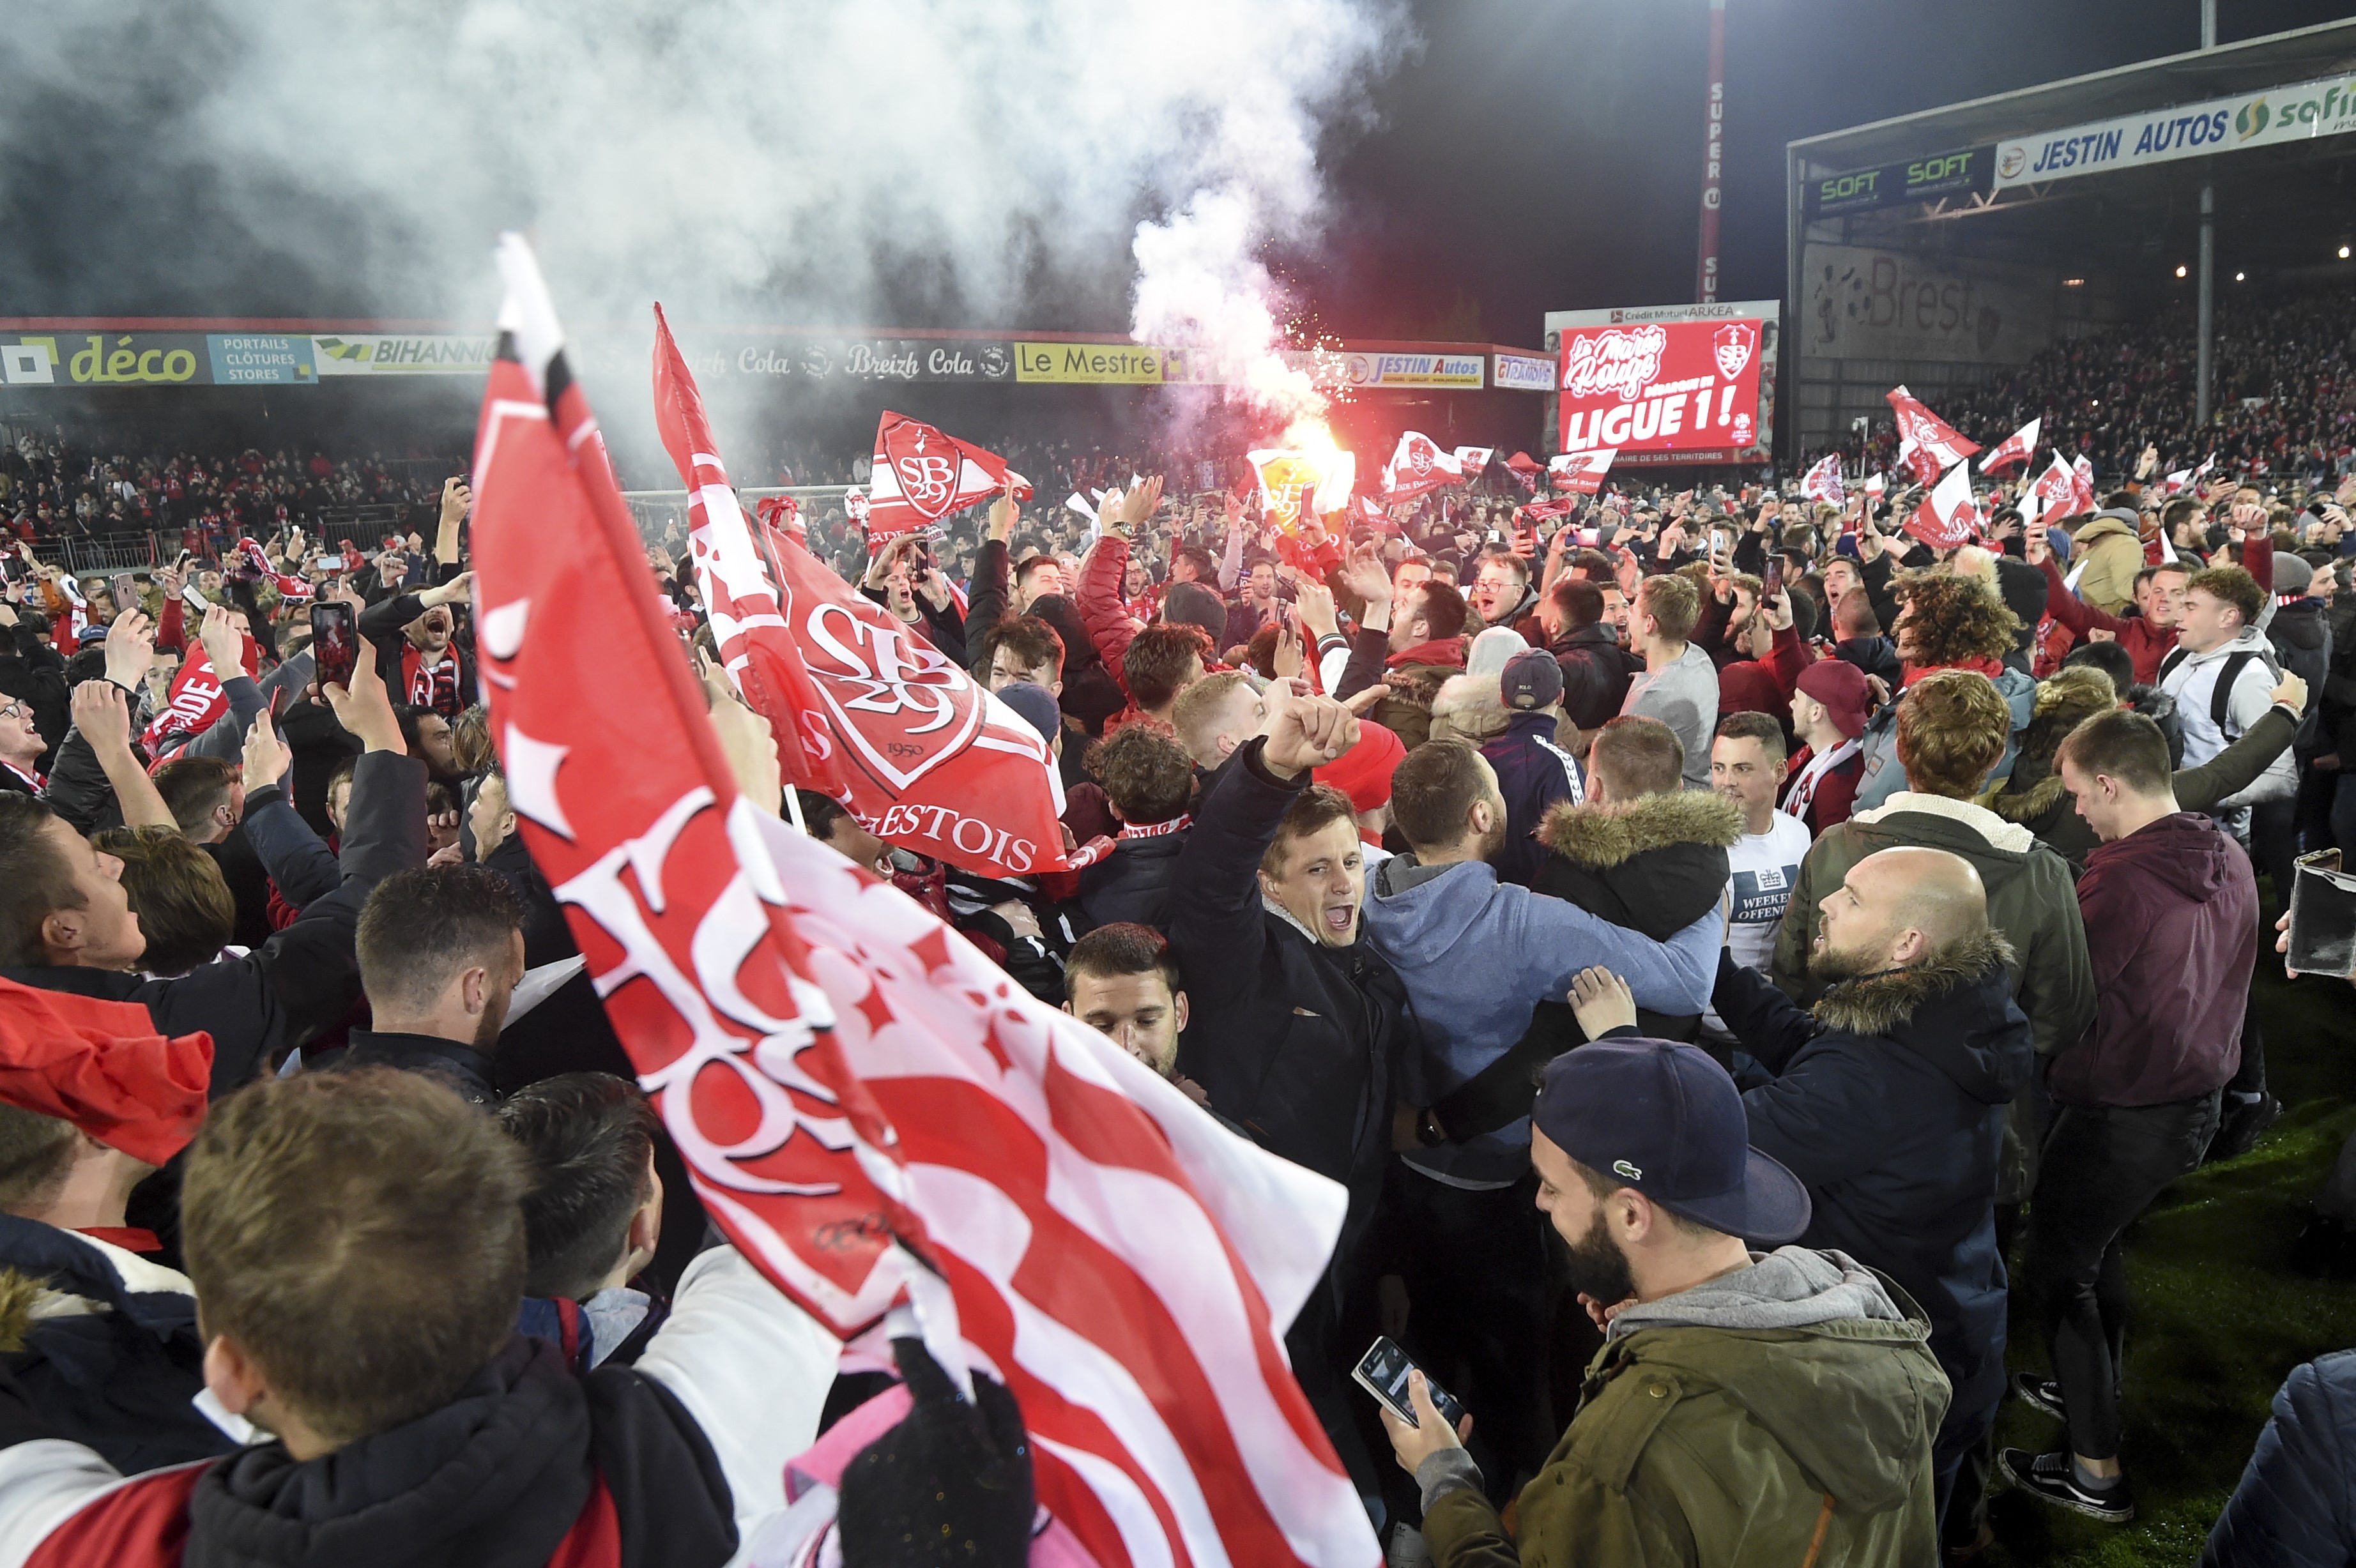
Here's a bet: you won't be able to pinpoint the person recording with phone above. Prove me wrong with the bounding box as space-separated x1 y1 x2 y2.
1378 1031 1950 1567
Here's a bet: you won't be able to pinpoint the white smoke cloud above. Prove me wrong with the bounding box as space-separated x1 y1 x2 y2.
3 1 1406 356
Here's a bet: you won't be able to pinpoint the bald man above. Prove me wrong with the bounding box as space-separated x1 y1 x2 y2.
1708 844 2032 1551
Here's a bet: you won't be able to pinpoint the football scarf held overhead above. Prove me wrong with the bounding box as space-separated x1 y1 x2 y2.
866 413 1025 544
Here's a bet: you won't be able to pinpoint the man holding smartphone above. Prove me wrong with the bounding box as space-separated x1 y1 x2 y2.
1381 1037 1949 1565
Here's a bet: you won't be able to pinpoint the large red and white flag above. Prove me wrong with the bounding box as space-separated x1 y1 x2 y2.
652 305 845 799
472 240 912 1343
1549 448 1618 495
1452 446 1494 480
1887 386 1980 483
867 413 1026 545
1908 459 1980 549
2161 453 2215 496
744 818 1375 1568
1800 453 1845 504
1501 451 1541 493
1979 416 2040 475
478 236 1375 1568
1381 432 1462 502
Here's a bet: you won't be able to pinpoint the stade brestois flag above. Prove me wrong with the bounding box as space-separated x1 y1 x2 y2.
1453 446 1494 480
1557 317 1760 461
471 238 908 1343
1381 431 1462 502
1886 387 1980 485
2072 455 2097 512
1979 417 2040 476
1908 458 1979 549
650 314 1080 883
1549 448 1618 495
866 413 1026 544
650 305 846 800
1248 448 1351 532
1800 453 1845 504
475 234 1375 1568
2030 455 2080 526
1521 496 1577 522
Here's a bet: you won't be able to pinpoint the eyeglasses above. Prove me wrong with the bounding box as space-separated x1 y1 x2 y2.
0 704 26 722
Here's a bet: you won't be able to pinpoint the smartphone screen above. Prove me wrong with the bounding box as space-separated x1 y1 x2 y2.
111 572 135 605
316 554 343 573
180 583 211 616
1352 1337 1467 1431
1762 556 1785 601
310 602 358 689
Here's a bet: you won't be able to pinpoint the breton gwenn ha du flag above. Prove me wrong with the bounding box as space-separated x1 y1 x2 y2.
1549 448 1618 495
1909 457 1980 549
866 413 1027 545
475 238 1374 1568
651 310 1077 884
1800 453 1845 504
1887 386 1980 487
1979 416 2040 475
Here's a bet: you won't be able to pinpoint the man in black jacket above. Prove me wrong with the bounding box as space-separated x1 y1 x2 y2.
1541 578 1642 731
358 567 474 720
1706 844 2032 1554
1077 723 1195 930
0 1067 840 1565
0 639 425 1097
330 865 528 1108
1168 687 1406 1513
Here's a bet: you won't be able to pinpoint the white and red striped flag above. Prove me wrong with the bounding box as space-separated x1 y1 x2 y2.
653 305 846 800
1887 386 1979 485
1908 460 1980 549
1978 416 2040 475
1548 448 1618 494
867 413 1027 545
477 236 1375 1568
1800 453 1845 504
2161 453 2215 496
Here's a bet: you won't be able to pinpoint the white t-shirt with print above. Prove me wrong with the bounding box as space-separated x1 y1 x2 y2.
1702 810 1812 1037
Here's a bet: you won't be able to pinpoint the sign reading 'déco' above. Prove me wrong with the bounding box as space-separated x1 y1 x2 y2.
0 333 210 388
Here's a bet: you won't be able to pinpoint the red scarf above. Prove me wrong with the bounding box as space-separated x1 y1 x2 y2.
1117 814 1191 840
1386 637 1467 671
400 643 463 718
1899 654 2005 687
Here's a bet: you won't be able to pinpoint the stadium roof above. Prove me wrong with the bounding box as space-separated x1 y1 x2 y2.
1791 18 2356 169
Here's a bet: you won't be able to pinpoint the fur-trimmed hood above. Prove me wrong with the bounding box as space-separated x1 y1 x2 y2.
1985 666 2116 824
1540 788 1743 868
1429 672 1510 745
1810 929 2031 1107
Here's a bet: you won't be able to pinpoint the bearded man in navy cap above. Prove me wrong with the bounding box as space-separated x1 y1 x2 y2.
1381 1030 1950 1568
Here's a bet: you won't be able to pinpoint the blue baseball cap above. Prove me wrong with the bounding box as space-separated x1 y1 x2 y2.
1532 1037 1810 1244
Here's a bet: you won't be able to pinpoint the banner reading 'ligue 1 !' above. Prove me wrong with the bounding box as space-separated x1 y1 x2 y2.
1556 316 1764 462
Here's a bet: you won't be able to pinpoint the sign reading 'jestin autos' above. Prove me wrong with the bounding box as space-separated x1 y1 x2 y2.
1557 317 1763 461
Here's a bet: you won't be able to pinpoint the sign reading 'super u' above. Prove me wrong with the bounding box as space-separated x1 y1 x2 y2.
1994 72 2356 189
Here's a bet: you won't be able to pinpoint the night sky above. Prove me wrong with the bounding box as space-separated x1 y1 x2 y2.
1311 0 2356 344
1 0 2351 339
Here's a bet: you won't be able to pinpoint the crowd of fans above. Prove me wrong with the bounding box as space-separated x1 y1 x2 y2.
1826 285 2356 492
0 354 2353 1566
